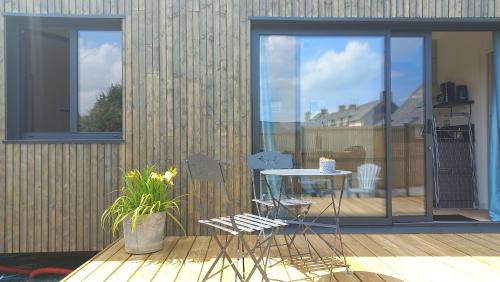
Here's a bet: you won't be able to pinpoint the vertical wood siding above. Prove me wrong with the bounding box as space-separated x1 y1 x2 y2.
0 0 499 253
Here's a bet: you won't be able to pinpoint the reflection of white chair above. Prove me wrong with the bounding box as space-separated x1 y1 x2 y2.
347 163 381 197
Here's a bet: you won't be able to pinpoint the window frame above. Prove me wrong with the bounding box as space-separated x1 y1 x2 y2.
251 28 393 226
5 15 124 143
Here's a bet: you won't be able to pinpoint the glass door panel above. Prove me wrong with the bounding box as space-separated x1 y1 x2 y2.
390 36 427 217
258 34 387 218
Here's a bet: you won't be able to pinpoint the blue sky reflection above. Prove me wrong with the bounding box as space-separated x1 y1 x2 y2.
260 35 423 122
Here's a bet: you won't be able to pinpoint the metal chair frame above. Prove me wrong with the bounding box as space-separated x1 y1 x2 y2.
247 152 319 268
186 153 286 282
260 169 351 274
247 152 312 221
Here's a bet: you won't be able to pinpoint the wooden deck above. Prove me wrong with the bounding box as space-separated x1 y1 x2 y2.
63 233 500 281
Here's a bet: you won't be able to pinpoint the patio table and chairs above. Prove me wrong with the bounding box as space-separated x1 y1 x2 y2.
259 166 352 273
247 151 351 273
186 153 287 282
186 152 351 281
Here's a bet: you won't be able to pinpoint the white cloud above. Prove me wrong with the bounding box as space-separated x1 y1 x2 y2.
300 40 384 115
261 36 298 93
301 41 383 94
79 42 122 115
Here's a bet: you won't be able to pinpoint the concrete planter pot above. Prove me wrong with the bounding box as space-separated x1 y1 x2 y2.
122 212 166 254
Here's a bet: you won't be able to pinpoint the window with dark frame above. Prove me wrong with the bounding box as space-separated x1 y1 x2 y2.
5 16 123 141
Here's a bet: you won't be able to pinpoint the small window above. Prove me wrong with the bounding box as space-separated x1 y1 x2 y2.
6 16 123 141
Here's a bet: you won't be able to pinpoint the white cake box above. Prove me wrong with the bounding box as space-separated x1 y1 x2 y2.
319 159 336 173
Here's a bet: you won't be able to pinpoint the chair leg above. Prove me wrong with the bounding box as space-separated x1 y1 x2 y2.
202 236 234 281
262 228 276 274
202 236 246 282
241 233 271 282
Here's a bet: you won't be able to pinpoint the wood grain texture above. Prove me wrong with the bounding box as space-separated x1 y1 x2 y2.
0 0 499 253
62 233 500 282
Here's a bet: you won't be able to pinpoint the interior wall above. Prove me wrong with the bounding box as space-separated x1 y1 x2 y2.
432 32 492 209
27 31 70 132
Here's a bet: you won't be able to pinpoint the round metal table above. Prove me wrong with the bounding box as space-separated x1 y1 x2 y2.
260 168 352 271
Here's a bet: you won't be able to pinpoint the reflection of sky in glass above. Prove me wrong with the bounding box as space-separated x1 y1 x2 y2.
299 36 384 116
78 31 122 116
391 37 424 106
260 35 385 122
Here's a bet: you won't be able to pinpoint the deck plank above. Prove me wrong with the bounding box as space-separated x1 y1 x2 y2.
151 236 196 281
175 236 211 282
341 234 406 281
63 233 500 282
409 234 500 281
350 234 429 281
63 239 124 282
128 237 180 281
82 243 131 281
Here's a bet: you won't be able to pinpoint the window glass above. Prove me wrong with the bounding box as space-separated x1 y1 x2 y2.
23 27 71 133
8 18 122 139
259 35 387 217
78 31 123 132
390 37 426 216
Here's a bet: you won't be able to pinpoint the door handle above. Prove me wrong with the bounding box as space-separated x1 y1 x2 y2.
426 119 433 134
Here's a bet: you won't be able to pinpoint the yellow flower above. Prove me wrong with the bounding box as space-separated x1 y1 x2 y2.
163 167 177 185
150 172 163 182
126 170 140 179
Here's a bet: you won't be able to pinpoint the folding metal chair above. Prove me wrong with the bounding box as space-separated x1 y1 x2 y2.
247 151 312 221
186 153 286 282
247 152 313 258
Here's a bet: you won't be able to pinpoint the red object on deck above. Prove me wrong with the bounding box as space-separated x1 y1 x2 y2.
0 265 73 278
29 267 73 278
0 266 31 275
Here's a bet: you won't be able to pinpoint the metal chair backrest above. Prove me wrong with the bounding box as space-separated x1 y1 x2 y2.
357 163 381 191
247 151 293 171
186 153 226 183
186 153 233 221
247 152 293 216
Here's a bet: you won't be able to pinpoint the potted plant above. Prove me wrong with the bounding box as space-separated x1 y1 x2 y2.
101 166 184 254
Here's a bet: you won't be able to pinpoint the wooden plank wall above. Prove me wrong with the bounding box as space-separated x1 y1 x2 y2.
0 0 499 253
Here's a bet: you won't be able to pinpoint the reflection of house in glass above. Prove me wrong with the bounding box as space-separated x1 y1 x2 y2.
390 86 424 126
304 98 395 128
303 86 423 128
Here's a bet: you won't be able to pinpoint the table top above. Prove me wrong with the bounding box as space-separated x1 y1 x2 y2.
260 168 352 176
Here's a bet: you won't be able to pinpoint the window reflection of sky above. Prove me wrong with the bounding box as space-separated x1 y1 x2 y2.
260 35 423 122
391 37 424 106
78 31 122 116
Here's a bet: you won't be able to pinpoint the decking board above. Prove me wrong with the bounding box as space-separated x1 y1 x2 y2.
63 233 500 281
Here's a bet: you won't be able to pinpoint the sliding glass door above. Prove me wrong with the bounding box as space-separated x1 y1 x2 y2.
390 34 432 222
253 30 432 224
255 32 390 223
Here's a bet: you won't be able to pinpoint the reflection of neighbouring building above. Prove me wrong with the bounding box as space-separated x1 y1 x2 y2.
261 86 425 194
304 99 390 128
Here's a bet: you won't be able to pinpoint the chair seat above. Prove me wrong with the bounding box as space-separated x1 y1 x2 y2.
252 198 313 207
199 213 287 235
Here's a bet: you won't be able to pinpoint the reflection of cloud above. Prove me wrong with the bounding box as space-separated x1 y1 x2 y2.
301 41 382 92
260 36 299 122
79 41 122 115
261 36 298 95
300 41 384 115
